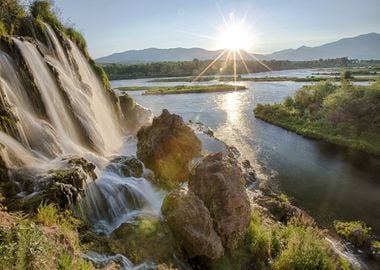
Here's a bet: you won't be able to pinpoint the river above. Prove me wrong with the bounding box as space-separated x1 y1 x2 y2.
111 69 380 241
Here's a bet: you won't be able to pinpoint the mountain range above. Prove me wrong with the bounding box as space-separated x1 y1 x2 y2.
96 33 380 64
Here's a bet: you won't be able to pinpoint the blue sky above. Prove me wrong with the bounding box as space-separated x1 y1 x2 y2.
54 0 380 58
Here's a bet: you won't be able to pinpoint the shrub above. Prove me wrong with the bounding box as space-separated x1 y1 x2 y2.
334 220 371 246
66 27 87 51
273 225 335 270
0 220 54 269
247 213 271 263
30 0 63 30
57 253 73 270
37 203 59 226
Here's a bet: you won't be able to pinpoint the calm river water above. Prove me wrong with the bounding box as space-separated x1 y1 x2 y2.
111 70 380 239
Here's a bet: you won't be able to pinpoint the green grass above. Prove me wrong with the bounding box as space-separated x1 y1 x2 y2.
147 75 238 82
142 84 247 95
116 86 148 91
116 84 247 95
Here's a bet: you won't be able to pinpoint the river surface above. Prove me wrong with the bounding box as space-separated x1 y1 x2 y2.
111 69 380 238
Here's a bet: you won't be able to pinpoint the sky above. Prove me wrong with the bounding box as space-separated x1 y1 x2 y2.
54 0 380 58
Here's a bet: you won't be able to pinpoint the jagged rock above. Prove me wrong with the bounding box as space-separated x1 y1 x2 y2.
248 189 315 226
6 156 96 211
137 109 201 189
189 152 251 250
107 156 143 178
161 187 224 260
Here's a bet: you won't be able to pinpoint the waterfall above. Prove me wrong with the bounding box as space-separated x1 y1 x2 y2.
78 170 163 235
0 24 159 239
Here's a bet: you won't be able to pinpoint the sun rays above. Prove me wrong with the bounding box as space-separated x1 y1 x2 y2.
188 11 272 88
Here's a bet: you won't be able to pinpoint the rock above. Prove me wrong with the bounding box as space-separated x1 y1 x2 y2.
189 152 251 250
137 109 201 189
5 156 97 211
161 187 224 260
107 156 143 177
110 214 182 265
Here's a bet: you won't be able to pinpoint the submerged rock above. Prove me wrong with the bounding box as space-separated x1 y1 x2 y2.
189 152 251 250
161 187 224 260
107 156 143 178
137 109 201 189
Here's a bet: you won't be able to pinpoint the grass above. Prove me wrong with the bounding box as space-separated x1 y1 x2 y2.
143 84 247 95
116 84 247 95
210 212 353 270
0 204 93 270
147 75 238 82
145 76 376 83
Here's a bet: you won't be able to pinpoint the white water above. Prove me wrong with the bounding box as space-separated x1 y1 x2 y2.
82 251 154 270
0 26 159 241
79 171 163 235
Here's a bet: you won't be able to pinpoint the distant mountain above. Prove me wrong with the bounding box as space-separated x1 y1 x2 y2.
267 33 380 61
96 47 267 64
96 33 380 64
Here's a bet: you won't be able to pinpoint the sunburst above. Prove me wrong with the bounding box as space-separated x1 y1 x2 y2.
186 11 272 88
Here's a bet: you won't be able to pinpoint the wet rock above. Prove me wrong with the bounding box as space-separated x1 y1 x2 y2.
161 187 224 260
189 152 251 250
137 109 201 189
107 156 143 178
6 156 97 211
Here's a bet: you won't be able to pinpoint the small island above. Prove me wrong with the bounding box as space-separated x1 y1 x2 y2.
116 84 247 95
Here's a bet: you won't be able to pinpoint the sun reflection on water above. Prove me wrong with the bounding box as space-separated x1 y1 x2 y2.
217 91 246 124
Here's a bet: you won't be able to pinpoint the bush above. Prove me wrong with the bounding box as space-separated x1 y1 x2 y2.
0 220 54 269
66 27 87 51
247 213 271 264
273 224 335 270
334 220 371 246
37 203 59 226
30 0 63 30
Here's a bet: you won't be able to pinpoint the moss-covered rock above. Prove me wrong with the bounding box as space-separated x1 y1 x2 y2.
107 156 144 178
334 220 371 247
109 214 183 265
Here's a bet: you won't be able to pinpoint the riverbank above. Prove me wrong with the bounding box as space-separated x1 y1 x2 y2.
254 104 380 156
117 84 247 95
253 80 380 156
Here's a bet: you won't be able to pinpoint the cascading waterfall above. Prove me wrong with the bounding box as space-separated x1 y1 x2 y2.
0 23 158 246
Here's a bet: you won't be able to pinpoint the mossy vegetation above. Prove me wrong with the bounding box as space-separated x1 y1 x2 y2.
117 84 247 95
211 213 353 270
254 77 380 156
0 203 93 270
334 220 371 247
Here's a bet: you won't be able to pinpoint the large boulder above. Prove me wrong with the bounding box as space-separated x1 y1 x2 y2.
137 109 201 189
189 152 251 249
161 187 224 260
